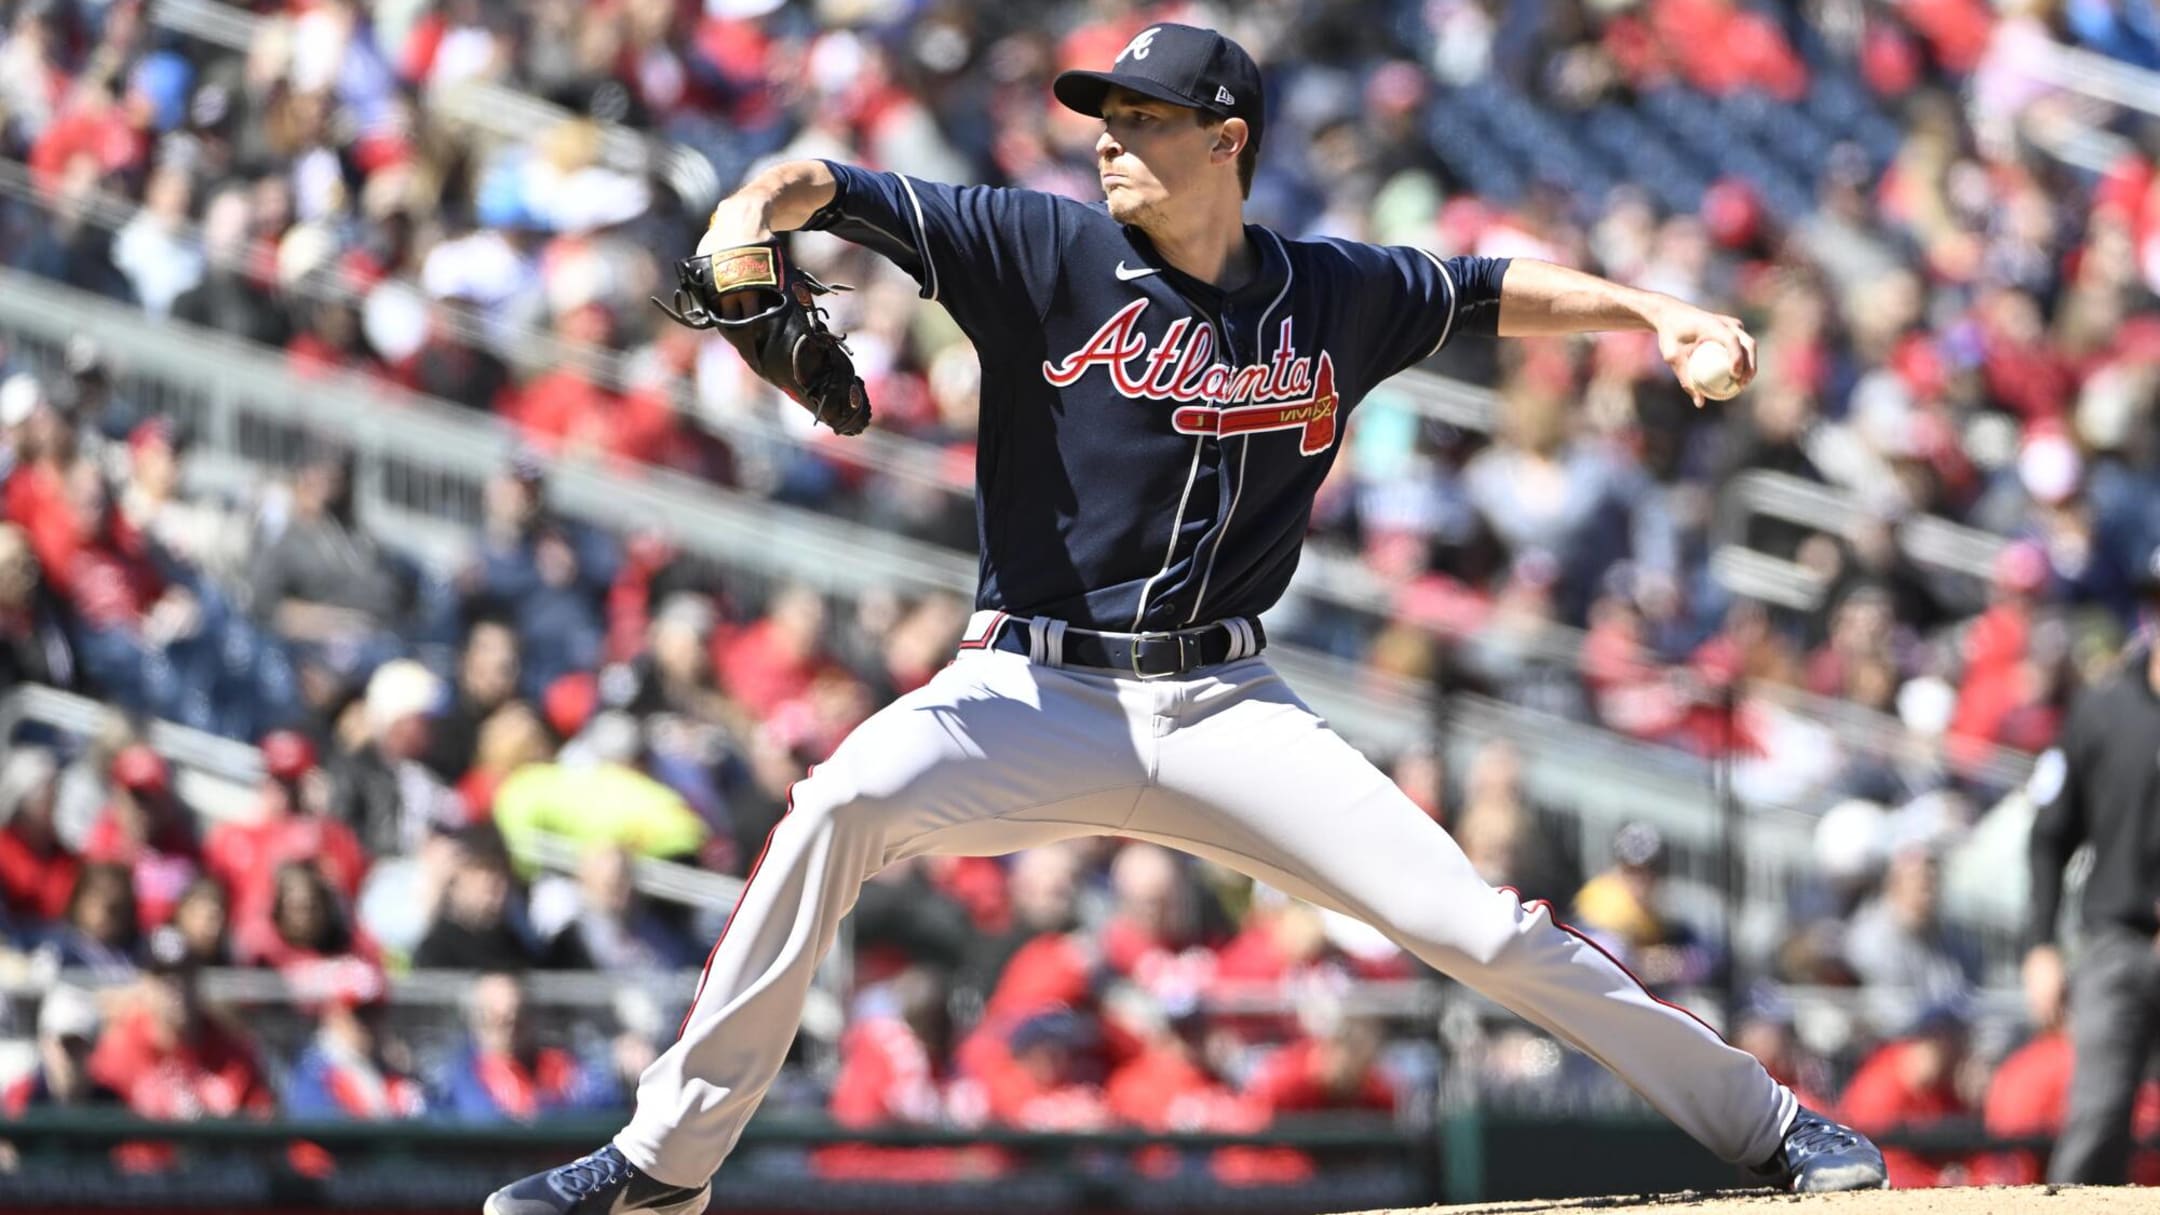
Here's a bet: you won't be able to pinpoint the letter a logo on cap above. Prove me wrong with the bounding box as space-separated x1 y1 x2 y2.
1119 27 1159 62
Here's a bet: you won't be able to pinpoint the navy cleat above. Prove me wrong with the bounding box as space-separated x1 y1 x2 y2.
1754 1107 1889 1192
484 1145 710 1215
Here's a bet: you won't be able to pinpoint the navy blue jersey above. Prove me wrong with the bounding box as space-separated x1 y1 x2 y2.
803 161 1509 632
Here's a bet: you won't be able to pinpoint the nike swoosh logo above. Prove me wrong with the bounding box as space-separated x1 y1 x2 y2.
612 1185 711 1215
1115 262 1160 281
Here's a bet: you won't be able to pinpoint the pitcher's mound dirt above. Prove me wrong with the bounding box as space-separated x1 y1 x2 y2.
1348 1185 2160 1214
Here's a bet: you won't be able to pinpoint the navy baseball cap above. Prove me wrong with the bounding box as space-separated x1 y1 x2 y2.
1054 23 1265 154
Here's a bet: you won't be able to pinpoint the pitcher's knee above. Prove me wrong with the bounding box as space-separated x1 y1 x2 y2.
782 773 895 847
1381 888 1536 973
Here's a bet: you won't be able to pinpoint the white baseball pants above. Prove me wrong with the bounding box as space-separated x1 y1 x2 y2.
614 613 1796 1186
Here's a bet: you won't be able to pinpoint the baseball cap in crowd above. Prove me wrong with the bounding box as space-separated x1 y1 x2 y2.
127 416 177 459
1009 1008 1098 1055
37 984 102 1044
365 659 444 736
111 743 171 794
260 729 320 783
0 374 42 428
1054 23 1266 154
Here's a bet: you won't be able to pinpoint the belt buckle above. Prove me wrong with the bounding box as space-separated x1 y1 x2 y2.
1128 631 1189 681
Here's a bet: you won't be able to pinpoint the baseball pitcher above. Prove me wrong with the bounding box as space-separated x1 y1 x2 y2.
488 24 1887 1214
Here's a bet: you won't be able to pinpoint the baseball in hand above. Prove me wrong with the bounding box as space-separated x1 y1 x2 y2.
1685 341 1746 401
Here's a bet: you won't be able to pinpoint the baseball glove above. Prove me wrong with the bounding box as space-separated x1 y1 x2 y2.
652 240 872 436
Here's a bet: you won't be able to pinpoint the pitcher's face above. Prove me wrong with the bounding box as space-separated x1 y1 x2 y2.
1095 89 1217 227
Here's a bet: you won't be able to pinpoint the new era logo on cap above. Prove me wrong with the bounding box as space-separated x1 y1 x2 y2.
1053 23 1266 152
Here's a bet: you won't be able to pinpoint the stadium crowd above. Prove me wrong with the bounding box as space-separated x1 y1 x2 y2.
0 0 2155 1191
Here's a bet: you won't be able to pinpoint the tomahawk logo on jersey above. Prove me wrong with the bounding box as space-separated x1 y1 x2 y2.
801 162 1508 633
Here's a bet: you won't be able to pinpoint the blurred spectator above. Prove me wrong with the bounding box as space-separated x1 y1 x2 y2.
3 985 123 1115
38 862 138 979
463 459 611 696
171 188 291 348
87 930 275 1121
955 843 1083 1014
1983 1029 2160 1186
717 583 838 719
457 700 556 817
0 746 77 924
205 730 369 941
488 712 708 868
1104 988 1262 1134
813 966 1005 1181
0 521 72 692
283 962 429 1120
413 830 550 972
1838 1002 1981 1188
437 971 609 1121
1101 843 1221 1002
850 856 977 986
1842 845 1980 1002
1463 381 1673 617
424 617 523 783
542 845 695 974
619 592 734 726
111 167 202 320
81 744 202 930
114 417 249 587
167 877 231 968
1731 989 1833 1112
250 448 415 650
1213 896 1336 994
973 1007 1111 1131
1243 1005 1397 1116
235 862 373 970
53 337 139 456
1445 738 1578 907
1570 822 1712 991
329 659 466 856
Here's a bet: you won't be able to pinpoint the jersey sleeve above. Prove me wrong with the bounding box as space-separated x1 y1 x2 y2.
1338 245 1510 383
800 161 1065 329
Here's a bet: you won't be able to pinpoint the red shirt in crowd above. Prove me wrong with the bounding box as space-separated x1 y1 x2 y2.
1105 1045 1262 1134
1107 1045 1328 1186
87 1006 275 1122
510 371 676 468
27 94 146 193
203 801 370 934
0 820 79 923
982 934 1095 1023
1838 1039 1977 1188
1243 1037 1396 1116
715 618 835 720
83 807 202 930
0 463 163 627
1983 1032 2160 1186
813 1018 1002 1182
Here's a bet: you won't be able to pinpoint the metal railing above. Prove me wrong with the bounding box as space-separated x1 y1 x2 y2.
1713 469 2007 612
2017 35 2160 118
